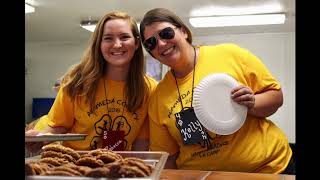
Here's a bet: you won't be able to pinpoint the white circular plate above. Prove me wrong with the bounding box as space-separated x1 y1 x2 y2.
193 73 247 135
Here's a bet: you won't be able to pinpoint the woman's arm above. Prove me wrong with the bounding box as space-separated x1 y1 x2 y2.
25 121 68 154
164 152 178 169
231 85 283 118
249 89 283 117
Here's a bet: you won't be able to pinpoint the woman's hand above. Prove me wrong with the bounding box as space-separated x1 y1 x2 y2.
164 152 178 169
231 85 283 117
25 126 68 156
25 129 49 156
231 85 255 109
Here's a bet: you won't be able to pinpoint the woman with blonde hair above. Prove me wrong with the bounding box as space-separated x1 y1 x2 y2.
26 11 157 152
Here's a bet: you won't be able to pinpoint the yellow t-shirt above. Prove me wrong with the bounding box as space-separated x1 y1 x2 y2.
148 44 292 173
33 115 50 131
47 75 157 150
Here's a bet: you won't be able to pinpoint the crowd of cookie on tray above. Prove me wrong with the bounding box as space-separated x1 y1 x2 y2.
25 144 153 178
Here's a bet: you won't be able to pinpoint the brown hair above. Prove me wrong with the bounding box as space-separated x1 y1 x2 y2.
139 8 193 45
62 11 149 113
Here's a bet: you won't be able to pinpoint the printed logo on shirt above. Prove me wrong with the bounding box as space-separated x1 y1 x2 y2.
102 130 125 151
168 90 192 118
87 98 139 120
191 134 230 158
90 114 131 150
85 97 142 150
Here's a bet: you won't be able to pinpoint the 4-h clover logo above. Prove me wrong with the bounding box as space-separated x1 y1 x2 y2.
90 114 131 150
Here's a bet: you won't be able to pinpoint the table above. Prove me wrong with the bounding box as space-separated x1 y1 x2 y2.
160 169 295 180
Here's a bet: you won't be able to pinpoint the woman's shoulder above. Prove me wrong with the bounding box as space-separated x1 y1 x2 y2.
145 74 158 85
144 74 158 86
149 72 175 98
201 43 243 52
200 43 250 60
145 74 158 82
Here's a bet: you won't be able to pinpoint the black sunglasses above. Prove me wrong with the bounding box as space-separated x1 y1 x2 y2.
143 27 177 51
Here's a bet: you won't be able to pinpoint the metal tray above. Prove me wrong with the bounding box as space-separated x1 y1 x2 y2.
25 133 87 142
25 151 169 180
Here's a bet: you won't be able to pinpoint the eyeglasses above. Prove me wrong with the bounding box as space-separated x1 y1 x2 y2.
143 27 177 51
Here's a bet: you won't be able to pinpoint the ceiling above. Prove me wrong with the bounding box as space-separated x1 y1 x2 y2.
25 0 295 42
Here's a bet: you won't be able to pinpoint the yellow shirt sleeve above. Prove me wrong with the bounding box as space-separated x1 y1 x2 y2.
47 86 75 128
33 115 50 131
228 44 281 92
148 91 180 155
135 75 158 140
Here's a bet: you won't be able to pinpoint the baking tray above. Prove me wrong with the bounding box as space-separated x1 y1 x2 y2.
25 151 169 180
25 133 87 142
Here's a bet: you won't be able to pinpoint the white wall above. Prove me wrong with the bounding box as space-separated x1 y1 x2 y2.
192 32 295 143
25 32 295 143
25 41 88 123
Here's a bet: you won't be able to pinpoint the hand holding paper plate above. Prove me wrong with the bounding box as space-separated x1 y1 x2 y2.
193 73 248 135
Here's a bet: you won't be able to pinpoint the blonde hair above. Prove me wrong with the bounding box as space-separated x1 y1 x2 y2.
62 11 149 113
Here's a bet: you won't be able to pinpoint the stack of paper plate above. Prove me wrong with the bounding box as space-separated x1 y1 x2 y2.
193 73 247 135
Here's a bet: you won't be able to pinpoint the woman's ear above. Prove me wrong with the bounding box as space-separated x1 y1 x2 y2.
135 36 140 50
180 27 188 40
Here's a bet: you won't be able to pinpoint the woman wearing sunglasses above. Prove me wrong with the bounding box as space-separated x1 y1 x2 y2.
25 11 157 153
140 8 293 174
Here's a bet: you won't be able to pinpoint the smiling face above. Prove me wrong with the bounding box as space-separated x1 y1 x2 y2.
100 19 138 69
143 22 188 69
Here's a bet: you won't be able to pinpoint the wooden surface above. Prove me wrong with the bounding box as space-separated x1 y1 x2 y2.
160 169 295 180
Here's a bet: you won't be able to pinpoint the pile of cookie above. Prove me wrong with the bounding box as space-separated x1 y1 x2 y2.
25 144 152 178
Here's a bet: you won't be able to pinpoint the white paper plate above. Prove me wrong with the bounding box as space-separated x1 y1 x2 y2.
193 73 247 135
